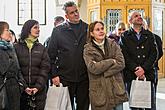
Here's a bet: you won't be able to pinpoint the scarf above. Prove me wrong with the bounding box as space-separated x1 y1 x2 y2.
25 35 38 50
93 39 105 54
0 40 13 50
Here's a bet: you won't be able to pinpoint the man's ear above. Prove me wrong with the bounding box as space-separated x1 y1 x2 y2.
65 14 68 19
129 19 132 24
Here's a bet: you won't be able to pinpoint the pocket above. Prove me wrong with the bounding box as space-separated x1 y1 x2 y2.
89 80 106 107
112 75 126 96
112 75 128 103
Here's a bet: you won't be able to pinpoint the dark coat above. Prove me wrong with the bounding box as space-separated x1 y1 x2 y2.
48 20 88 82
120 28 157 82
0 46 26 110
109 34 120 44
153 34 163 69
14 39 50 109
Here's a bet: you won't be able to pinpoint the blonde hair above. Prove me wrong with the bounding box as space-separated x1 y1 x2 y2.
115 21 126 30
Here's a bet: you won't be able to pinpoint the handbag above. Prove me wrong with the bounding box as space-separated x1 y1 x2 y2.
129 77 151 108
45 83 72 110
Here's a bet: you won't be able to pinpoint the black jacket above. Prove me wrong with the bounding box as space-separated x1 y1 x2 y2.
48 20 88 82
120 28 157 82
14 39 50 91
153 34 163 69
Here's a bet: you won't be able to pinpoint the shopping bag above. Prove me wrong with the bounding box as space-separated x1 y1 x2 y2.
129 77 151 108
44 83 72 110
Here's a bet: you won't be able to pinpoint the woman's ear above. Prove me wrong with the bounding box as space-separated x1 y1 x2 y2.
90 32 94 37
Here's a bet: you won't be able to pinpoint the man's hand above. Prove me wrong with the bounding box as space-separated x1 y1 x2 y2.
52 76 60 86
134 66 144 78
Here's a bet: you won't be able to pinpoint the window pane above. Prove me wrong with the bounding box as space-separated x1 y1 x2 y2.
18 0 46 25
18 0 31 25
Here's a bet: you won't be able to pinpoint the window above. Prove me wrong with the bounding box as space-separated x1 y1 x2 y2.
153 9 163 39
128 9 145 18
106 9 122 33
18 0 46 25
90 10 98 23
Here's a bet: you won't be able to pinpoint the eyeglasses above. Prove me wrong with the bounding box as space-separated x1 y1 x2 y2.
118 28 126 31
4 29 10 32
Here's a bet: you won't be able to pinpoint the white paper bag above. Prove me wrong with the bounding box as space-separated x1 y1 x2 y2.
129 77 151 108
45 83 72 110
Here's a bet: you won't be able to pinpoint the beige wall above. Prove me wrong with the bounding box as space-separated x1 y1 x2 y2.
79 0 88 23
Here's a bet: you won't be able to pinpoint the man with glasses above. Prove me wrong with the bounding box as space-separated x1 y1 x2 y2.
48 1 89 110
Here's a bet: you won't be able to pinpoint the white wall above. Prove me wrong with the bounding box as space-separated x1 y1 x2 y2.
0 0 60 43
0 0 81 43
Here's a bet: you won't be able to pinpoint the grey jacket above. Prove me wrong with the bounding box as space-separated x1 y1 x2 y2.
0 46 26 110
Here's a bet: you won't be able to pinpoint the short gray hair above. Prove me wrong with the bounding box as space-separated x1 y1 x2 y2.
63 1 77 13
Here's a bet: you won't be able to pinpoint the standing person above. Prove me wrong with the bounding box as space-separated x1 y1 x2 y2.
0 21 28 110
143 19 163 92
14 19 50 110
120 11 157 110
9 29 17 43
48 1 89 110
109 21 126 44
83 21 128 110
43 16 65 47
44 16 65 89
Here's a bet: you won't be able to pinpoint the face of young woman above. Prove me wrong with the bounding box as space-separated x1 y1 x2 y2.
0 28 12 41
30 24 40 38
91 23 105 43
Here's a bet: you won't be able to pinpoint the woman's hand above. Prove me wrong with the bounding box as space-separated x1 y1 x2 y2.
25 87 33 95
31 88 38 94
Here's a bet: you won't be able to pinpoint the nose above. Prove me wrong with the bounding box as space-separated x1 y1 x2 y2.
74 11 78 15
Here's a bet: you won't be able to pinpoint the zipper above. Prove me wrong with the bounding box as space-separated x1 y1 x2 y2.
28 48 32 87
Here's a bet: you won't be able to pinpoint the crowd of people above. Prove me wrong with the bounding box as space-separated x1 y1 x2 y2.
0 1 163 110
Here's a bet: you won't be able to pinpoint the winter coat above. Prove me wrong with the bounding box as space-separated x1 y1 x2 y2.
14 39 50 109
83 38 128 110
48 20 88 82
0 43 27 110
120 28 157 82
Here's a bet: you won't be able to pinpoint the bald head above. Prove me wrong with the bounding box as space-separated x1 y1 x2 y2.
128 11 143 27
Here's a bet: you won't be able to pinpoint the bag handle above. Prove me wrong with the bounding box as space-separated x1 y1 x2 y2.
52 83 63 87
136 77 146 81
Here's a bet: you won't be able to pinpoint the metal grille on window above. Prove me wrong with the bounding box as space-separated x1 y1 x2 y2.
18 0 46 25
106 9 122 34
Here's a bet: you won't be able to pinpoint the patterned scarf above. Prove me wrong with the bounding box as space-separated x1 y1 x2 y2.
0 40 13 50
